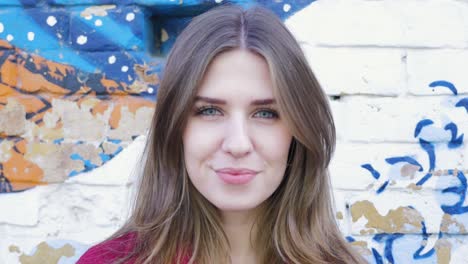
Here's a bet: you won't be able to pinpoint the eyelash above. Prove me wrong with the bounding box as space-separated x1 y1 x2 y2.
195 105 279 119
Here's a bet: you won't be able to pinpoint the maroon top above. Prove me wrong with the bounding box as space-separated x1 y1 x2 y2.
77 232 191 264
77 233 138 264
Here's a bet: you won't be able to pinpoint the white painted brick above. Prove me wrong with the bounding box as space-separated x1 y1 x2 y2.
463 145 468 172
286 0 405 46
2 183 131 244
408 49 468 95
329 100 345 141
0 187 42 226
339 96 468 142
304 46 405 96
400 0 468 48
286 0 468 48
451 238 468 264
36 183 130 237
330 142 465 191
333 189 351 236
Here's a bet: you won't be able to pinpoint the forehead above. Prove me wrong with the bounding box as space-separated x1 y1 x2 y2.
196 49 275 99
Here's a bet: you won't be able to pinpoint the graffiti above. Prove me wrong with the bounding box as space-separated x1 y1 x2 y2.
353 81 468 263
0 38 156 192
0 0 315 193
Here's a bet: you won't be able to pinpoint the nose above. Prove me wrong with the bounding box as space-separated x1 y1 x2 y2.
221 115 253 158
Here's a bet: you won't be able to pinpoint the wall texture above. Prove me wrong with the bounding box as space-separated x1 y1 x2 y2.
0 0 467 263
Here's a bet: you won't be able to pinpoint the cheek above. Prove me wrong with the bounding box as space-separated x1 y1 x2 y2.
255 126 292 165
183 121 220 170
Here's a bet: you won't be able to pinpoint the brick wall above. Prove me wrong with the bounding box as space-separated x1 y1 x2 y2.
0 0 467 263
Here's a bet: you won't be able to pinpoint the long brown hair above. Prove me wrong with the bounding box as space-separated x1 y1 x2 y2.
110 4 365 264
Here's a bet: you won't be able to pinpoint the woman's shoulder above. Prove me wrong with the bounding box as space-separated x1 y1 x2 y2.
76 232 137 264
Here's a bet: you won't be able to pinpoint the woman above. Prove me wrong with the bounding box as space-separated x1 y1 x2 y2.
77 4 365 264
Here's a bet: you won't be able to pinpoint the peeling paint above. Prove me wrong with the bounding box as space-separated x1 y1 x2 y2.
406 183 422 191
9 245 20 253
336 211 343 220
134 64 159 85
400 163 420 179
18 242 75 264
107 105 153 141
0 99 26 136
81 5 117 18
161 28 169 42
350 241 371 256
435 238 452 264
440 214 467 233
350 200 424 233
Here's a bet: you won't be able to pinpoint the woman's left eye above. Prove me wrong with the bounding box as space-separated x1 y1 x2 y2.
253 109 278 119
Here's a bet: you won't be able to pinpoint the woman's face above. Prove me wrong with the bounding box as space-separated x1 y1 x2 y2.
183 49 293 213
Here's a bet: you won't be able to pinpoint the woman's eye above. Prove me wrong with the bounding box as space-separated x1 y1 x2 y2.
254 110 278 119
197 107 221 116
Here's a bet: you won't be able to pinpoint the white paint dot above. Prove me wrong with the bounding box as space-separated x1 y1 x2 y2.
215 0 222 3
47 16 57 27
126 13 135 22
6 34 13 42
84 14 93 20
76 35 87 45
95 19 103 27
0 23 4 33
108 55 116 64
283 4 291 12
147 87 154 94
27 32 35 41
121 65 129 72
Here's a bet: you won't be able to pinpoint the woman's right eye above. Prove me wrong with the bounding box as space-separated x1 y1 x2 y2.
196 106 222 116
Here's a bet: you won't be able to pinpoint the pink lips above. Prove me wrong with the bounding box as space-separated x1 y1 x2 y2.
215 168 258 185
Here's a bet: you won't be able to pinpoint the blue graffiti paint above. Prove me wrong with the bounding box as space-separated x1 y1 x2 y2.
107 138 122 144
429 80 457 95
69 153 98 176
371 248 383 264
361 164 381 179
444 122 464 149
441 170 468 215
414 119 434 138
415 139 435 186
68 7 148 52
376 180 389 194
0 164 13 193
352 80 467 262
0 4 96 72
374 233 404 263
2 0 316 83
385 156 424 171
53 138 65 144
159 17 193 55
413 221 435 259
455 97 468 113
98 146 124 163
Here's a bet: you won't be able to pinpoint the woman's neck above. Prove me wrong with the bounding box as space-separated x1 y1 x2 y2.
221 210 259 263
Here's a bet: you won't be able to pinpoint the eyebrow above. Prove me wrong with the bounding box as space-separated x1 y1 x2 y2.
195 96 276 106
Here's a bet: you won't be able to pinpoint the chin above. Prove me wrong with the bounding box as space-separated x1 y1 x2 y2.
211 199 262 212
